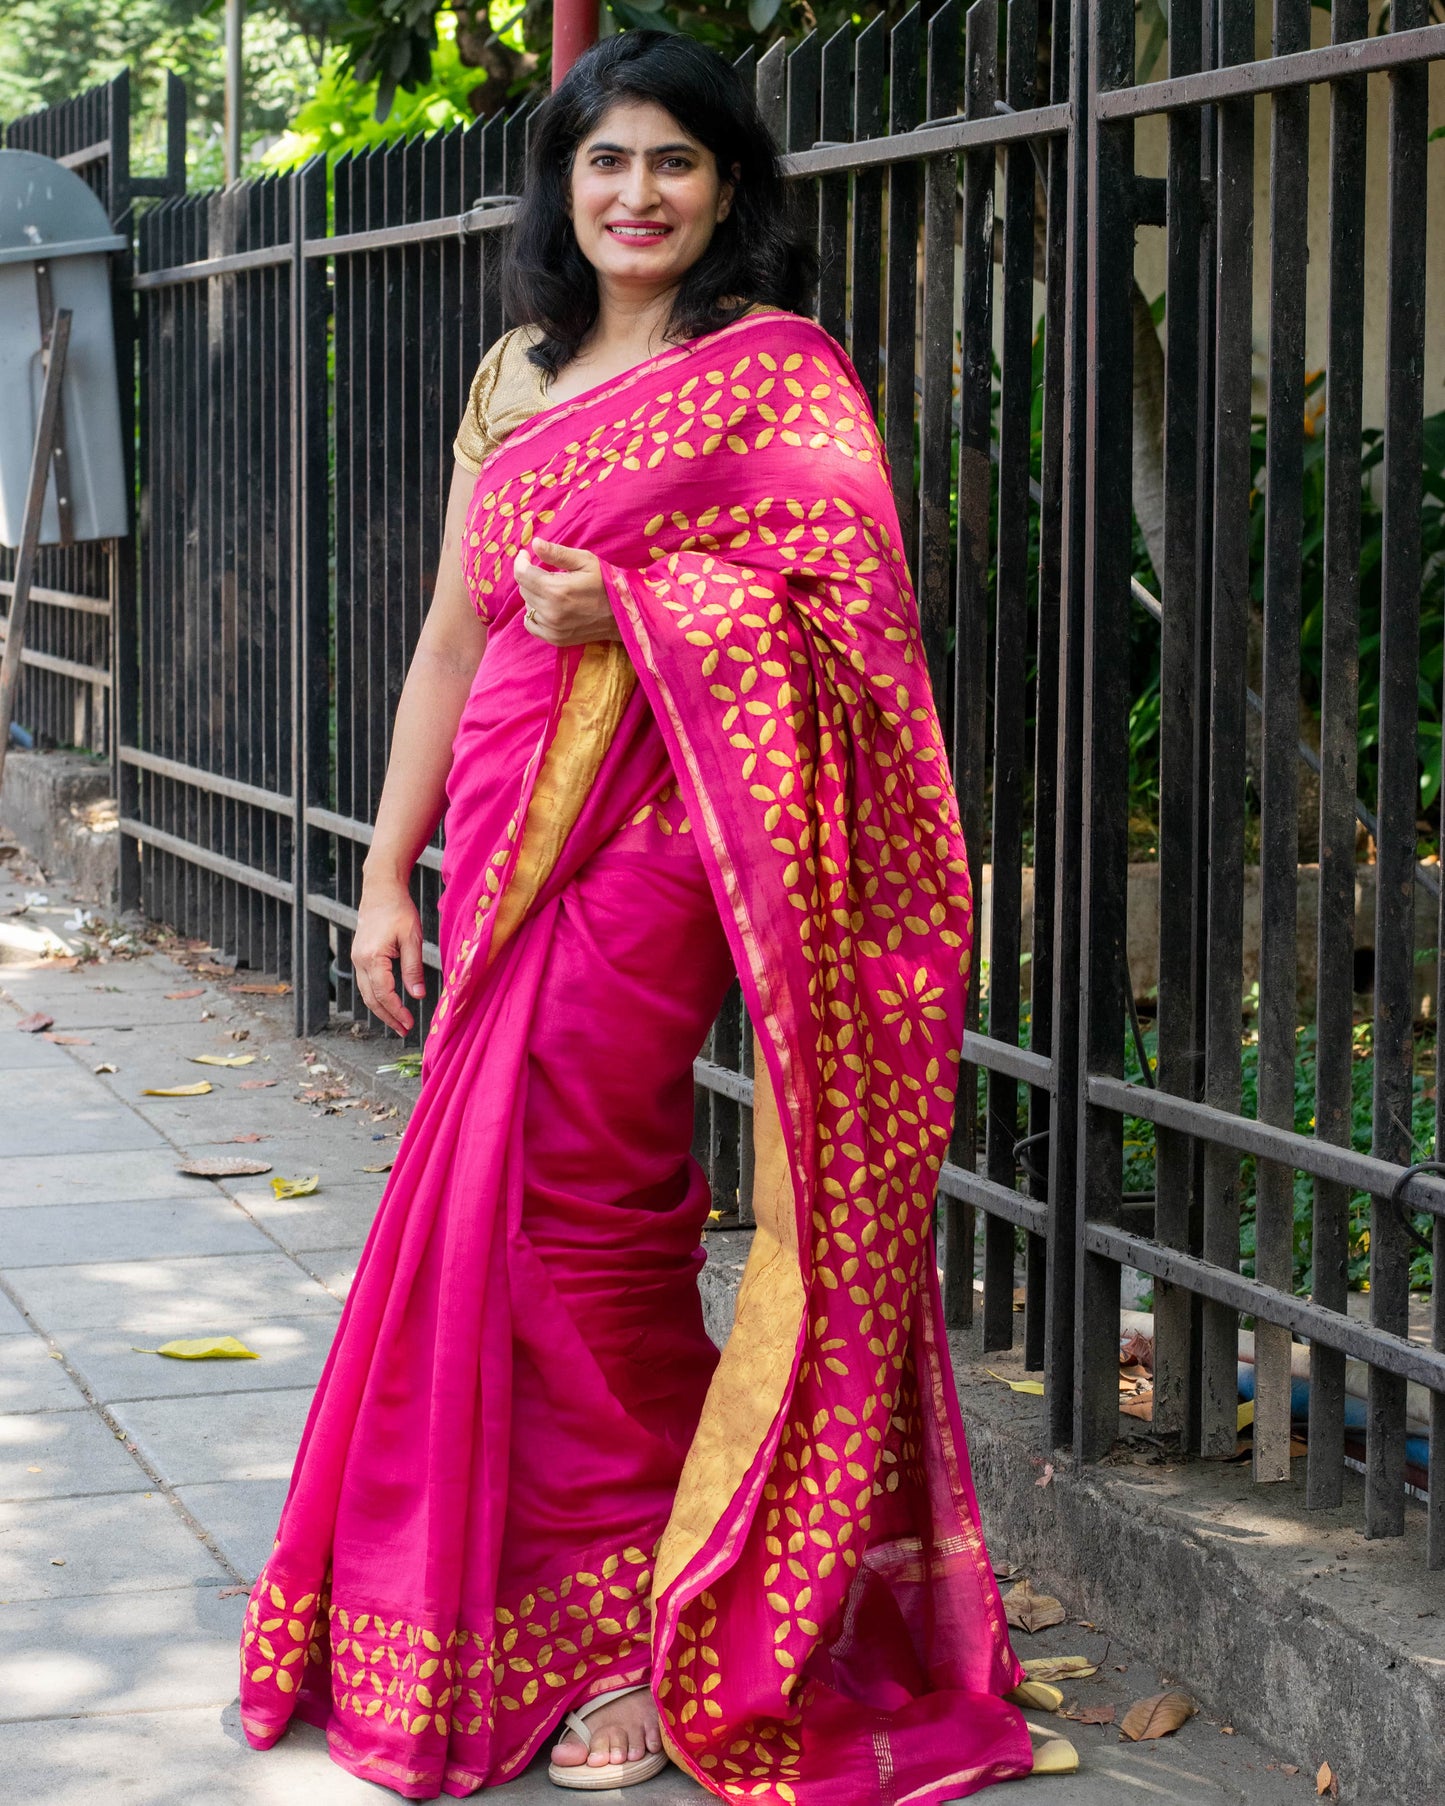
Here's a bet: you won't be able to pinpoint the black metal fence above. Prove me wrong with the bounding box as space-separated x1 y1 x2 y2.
12 3 1445 1566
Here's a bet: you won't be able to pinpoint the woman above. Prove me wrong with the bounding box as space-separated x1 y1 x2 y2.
238 31 1076 1802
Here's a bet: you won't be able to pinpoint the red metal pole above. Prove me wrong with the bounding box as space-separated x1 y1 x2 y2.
552 0 600 87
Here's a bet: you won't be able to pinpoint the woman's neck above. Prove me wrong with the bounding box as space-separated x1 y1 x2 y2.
587 281 680 364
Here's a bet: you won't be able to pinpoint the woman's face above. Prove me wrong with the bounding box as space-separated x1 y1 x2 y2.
568 99 734 299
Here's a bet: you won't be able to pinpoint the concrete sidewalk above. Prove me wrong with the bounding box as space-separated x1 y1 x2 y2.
0 853 1312 1803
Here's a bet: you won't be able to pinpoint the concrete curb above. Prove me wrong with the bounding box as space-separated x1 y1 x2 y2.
0 750 117 905
953 1333 1444 1805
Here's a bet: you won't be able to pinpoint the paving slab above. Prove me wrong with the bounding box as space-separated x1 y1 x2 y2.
0 1334 89 1414
174 1478 290 1581
64 1316 336 1405
228 1180 386 1254
0 1491 226 1599
5 1251 342 1334
0 1406 152 1501
111 1387 317 1486
294 1245 368 1302
0 1583 249 1721
0 1147 218 1208
0 1028 72 1071
0 1289 31 1335
0 1708 393 1806
0 1067 164 1157
0 1195 276 1268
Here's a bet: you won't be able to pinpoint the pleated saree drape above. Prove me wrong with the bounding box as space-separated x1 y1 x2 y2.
239 309 1033 1803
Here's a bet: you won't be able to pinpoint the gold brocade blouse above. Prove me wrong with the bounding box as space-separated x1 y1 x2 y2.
452 326 549 474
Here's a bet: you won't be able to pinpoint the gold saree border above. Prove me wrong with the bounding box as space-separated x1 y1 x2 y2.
608 568 809 1612
652 1028 805 1604
485 640 636 967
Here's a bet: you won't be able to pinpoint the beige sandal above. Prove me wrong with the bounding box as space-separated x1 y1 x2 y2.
547 1682 669 1790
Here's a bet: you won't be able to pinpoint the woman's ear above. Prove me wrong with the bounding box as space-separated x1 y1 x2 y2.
717 163 742 223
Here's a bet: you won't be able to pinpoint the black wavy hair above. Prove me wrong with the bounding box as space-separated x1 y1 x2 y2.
502 31 815 378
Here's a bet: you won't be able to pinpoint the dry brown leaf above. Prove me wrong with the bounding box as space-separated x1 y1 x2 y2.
165 988 204 1000
217 1584 250 1598
1119 1691 1196 1743
363 1160 394 1173
42 1032 92 1045
178 1157 274 1178
93 1061 118 1074
240 1078 278 1089
221 1132 266 1144
1003 1579 1067 1634
15 1011 54 1034
1119 1394 1155 1421
231 981 292 995
1282 1764 1300 1776
1021 1656 1099 1684
1316 1761 1339 1799
1063 1704 1115 1726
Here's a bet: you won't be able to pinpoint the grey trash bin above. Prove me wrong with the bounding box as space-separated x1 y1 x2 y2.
0 148 128 548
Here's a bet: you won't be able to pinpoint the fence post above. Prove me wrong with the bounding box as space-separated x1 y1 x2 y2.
291 156 331 1036
110 69 142 914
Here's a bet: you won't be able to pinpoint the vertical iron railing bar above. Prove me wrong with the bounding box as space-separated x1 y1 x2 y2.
1027 0 1071 1388
883 6 922 572
1043 0 1089 1456
1198 0 1255 1462
848 14 886 416
1151 0 1206 1447
917 0 963 1319
956 0 1006 1347
988 0 1040 1360
1253 0 1313 1487
1366 0 1429 1542
816 24 851 347
1309 0 1370 1518
1072 0 1133 1465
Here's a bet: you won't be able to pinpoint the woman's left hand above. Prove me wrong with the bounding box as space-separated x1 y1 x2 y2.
515 538 622 646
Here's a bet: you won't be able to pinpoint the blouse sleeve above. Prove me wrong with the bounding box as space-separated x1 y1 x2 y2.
452 330 515 474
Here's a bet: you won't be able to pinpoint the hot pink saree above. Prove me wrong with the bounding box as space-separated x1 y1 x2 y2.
239 309 1032 1801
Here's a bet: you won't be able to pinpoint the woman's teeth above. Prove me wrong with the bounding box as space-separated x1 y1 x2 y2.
607 224 669 239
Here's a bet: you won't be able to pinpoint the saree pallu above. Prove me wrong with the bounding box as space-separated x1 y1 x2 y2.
239 309 1032 1803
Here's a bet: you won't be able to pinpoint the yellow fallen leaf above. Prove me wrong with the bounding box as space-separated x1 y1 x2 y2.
1022 1656 1099 1683
190 1053 257 1068
987 1369 1045 1396
132 1337 259 1360
271 1174 320 1199
142 1081 213 1097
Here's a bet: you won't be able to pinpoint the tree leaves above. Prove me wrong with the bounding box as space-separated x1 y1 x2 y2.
987 1369 1045 1396
1119 1691 1196 1742
1003 1579 1067 1633
132 1336 258 1360
178 1157 273 1178
15 1011 53 1033
271 1174 320 1198
1022 1655 1099 1684
142 1081 213 1097
1317 1761 1340 1799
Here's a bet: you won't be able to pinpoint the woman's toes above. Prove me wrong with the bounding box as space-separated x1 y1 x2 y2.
552 1732 587 1768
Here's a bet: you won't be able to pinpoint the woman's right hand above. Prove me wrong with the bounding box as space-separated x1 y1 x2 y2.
353 876 427 1036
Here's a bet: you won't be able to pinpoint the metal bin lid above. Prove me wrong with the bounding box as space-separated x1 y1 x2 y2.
0 148 127 267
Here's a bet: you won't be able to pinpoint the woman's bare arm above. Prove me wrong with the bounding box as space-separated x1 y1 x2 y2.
353 463 487 1036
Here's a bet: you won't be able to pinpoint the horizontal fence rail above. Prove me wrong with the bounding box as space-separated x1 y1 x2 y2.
15 0 1445 1574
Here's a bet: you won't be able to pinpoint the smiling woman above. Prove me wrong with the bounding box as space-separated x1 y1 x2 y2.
236 29 1068 1806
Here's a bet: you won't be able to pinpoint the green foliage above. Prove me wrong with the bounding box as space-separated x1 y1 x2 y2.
262 10 477 167
0 0 347 185
1119 1009 1438 1295
1250 382 1445 825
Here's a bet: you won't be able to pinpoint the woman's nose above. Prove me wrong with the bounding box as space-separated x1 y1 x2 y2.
619 164 661 213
